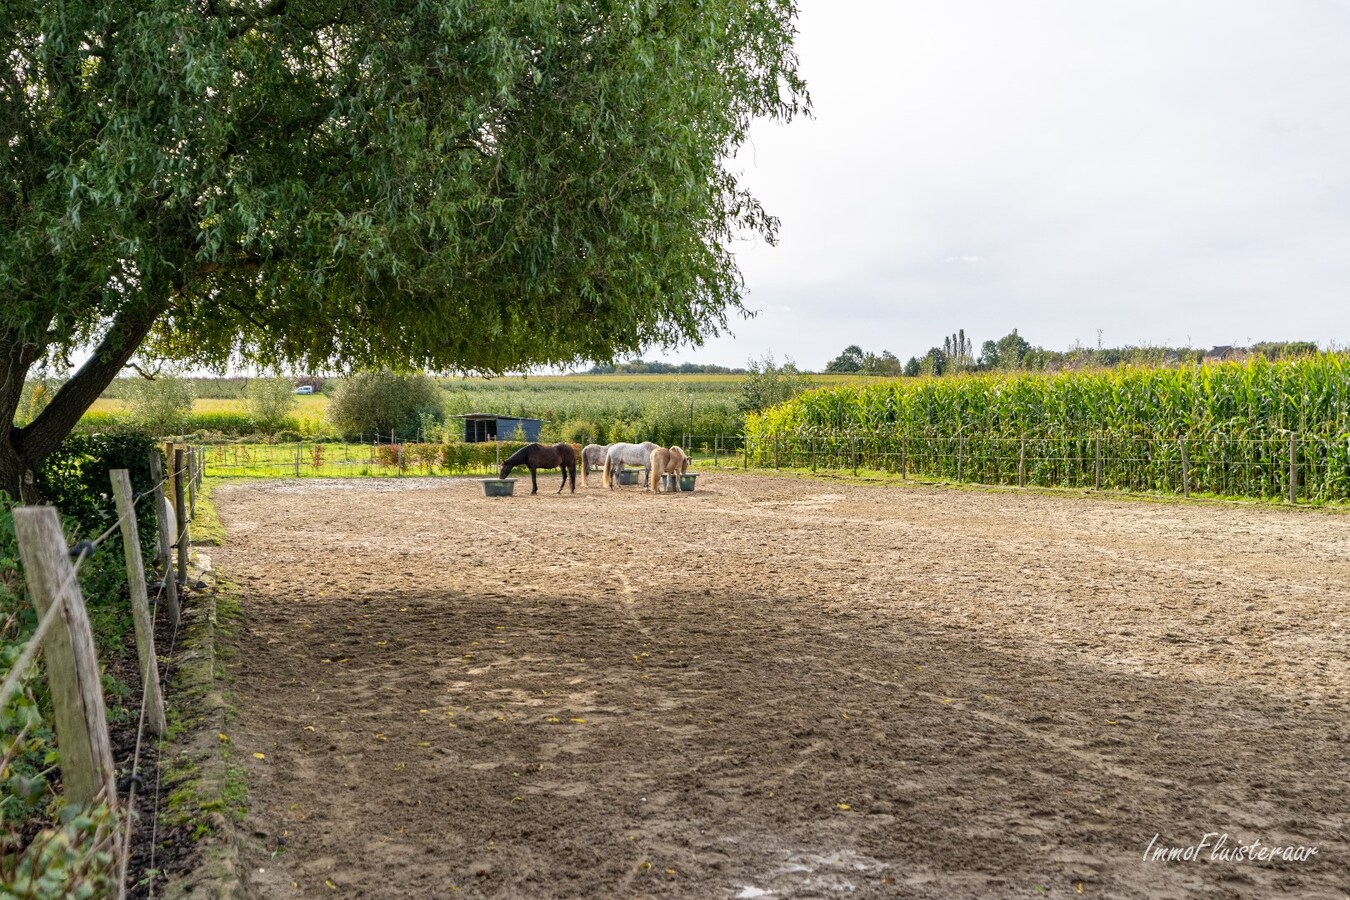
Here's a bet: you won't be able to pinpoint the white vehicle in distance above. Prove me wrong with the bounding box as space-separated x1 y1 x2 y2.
293 385 316 395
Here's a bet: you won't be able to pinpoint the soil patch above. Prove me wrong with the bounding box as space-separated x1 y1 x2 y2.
212 475 1347 898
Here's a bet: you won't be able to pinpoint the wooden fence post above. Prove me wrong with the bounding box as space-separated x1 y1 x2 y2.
900 434 907 480
1289 433 1298 504
12 507 117 806
109 470 167 737
147 452 181 627
174 448 189 587
1179 437 1190 498
851 432 858 478
956 432 964 483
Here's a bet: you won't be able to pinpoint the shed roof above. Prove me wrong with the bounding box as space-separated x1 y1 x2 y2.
452 413 541 421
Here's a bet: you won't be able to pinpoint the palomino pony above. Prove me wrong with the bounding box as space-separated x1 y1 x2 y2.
601 441 662 489
648 446 689 491
499 442 578 494
580 444 609 487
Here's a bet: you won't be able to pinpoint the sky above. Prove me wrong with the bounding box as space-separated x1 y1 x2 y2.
652 0 1350 371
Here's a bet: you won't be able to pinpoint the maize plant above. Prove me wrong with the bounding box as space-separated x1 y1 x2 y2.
744 355 1350 502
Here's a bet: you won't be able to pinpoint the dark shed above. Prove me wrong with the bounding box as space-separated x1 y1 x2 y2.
454 413 543 443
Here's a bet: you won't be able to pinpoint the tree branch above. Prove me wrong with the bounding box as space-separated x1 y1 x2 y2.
19 303 166 463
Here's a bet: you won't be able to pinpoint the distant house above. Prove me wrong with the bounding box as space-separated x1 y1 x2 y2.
453 413 542 443
1204 345 1243 364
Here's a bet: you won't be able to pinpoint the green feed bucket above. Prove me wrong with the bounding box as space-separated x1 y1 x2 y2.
480 478 516 497
618 470 640 486
678 473 697 492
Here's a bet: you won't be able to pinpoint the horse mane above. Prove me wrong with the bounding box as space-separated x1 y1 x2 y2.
668 445 688 474
501 443 539 468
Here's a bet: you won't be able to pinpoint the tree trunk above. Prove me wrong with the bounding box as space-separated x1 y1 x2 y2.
0 302 164 502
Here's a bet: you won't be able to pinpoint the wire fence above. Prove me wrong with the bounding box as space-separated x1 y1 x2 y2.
1 450 198 898
188 428 1350 503
726 429 1350 502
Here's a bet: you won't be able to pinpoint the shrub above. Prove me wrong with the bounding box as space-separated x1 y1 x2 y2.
739 354 808 414
244 377 300 435
327 372 444 440
125 375 193 436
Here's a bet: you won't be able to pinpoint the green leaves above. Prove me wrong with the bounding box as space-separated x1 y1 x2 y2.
2 0 808 391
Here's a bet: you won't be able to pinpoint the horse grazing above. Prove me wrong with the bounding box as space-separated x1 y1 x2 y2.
499 442 577 494
602 441 662 490
649 445 689 491
580 444 610 487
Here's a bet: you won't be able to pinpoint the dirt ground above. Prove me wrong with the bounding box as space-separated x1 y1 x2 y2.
210 472 1348 899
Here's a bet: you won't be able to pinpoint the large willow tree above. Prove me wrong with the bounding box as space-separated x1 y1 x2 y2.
0 0 806 498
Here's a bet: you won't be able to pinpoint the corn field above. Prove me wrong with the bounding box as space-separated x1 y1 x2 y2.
743 356 1350 502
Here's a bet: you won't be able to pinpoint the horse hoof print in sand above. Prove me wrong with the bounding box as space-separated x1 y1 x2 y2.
480 478 517 497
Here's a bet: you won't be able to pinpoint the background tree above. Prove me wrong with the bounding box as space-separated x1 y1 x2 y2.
918 347 948 377
326 372 444 440
0 0 807 499
994 329 1032 370
978 340 1000 370
244 377 300 438
943 329 974 373
126 374 193 436
825 345 865 373
738 354 809 413
860 350 902 376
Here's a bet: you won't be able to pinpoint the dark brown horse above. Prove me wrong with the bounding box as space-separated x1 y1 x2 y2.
499 443 577 494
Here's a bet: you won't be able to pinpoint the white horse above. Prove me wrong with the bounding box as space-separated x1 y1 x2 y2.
580 444 610 486
602 441 662 489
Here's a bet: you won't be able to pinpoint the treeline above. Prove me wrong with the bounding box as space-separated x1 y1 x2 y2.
584 359 747 375
825 332 1322 377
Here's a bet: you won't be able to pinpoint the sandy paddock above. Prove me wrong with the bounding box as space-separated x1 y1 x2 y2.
211 473 1347 899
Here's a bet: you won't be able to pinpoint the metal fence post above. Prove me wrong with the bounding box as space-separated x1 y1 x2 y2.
1179 436 1190 498
1095 433 1102 490
1289 432 1298 504
1018 438 1026 487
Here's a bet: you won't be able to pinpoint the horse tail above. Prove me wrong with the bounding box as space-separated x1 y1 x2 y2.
602 452 613 489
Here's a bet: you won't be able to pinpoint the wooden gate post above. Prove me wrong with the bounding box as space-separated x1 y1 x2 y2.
147 451 181 627
109 470 167 736
12 507 117 806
